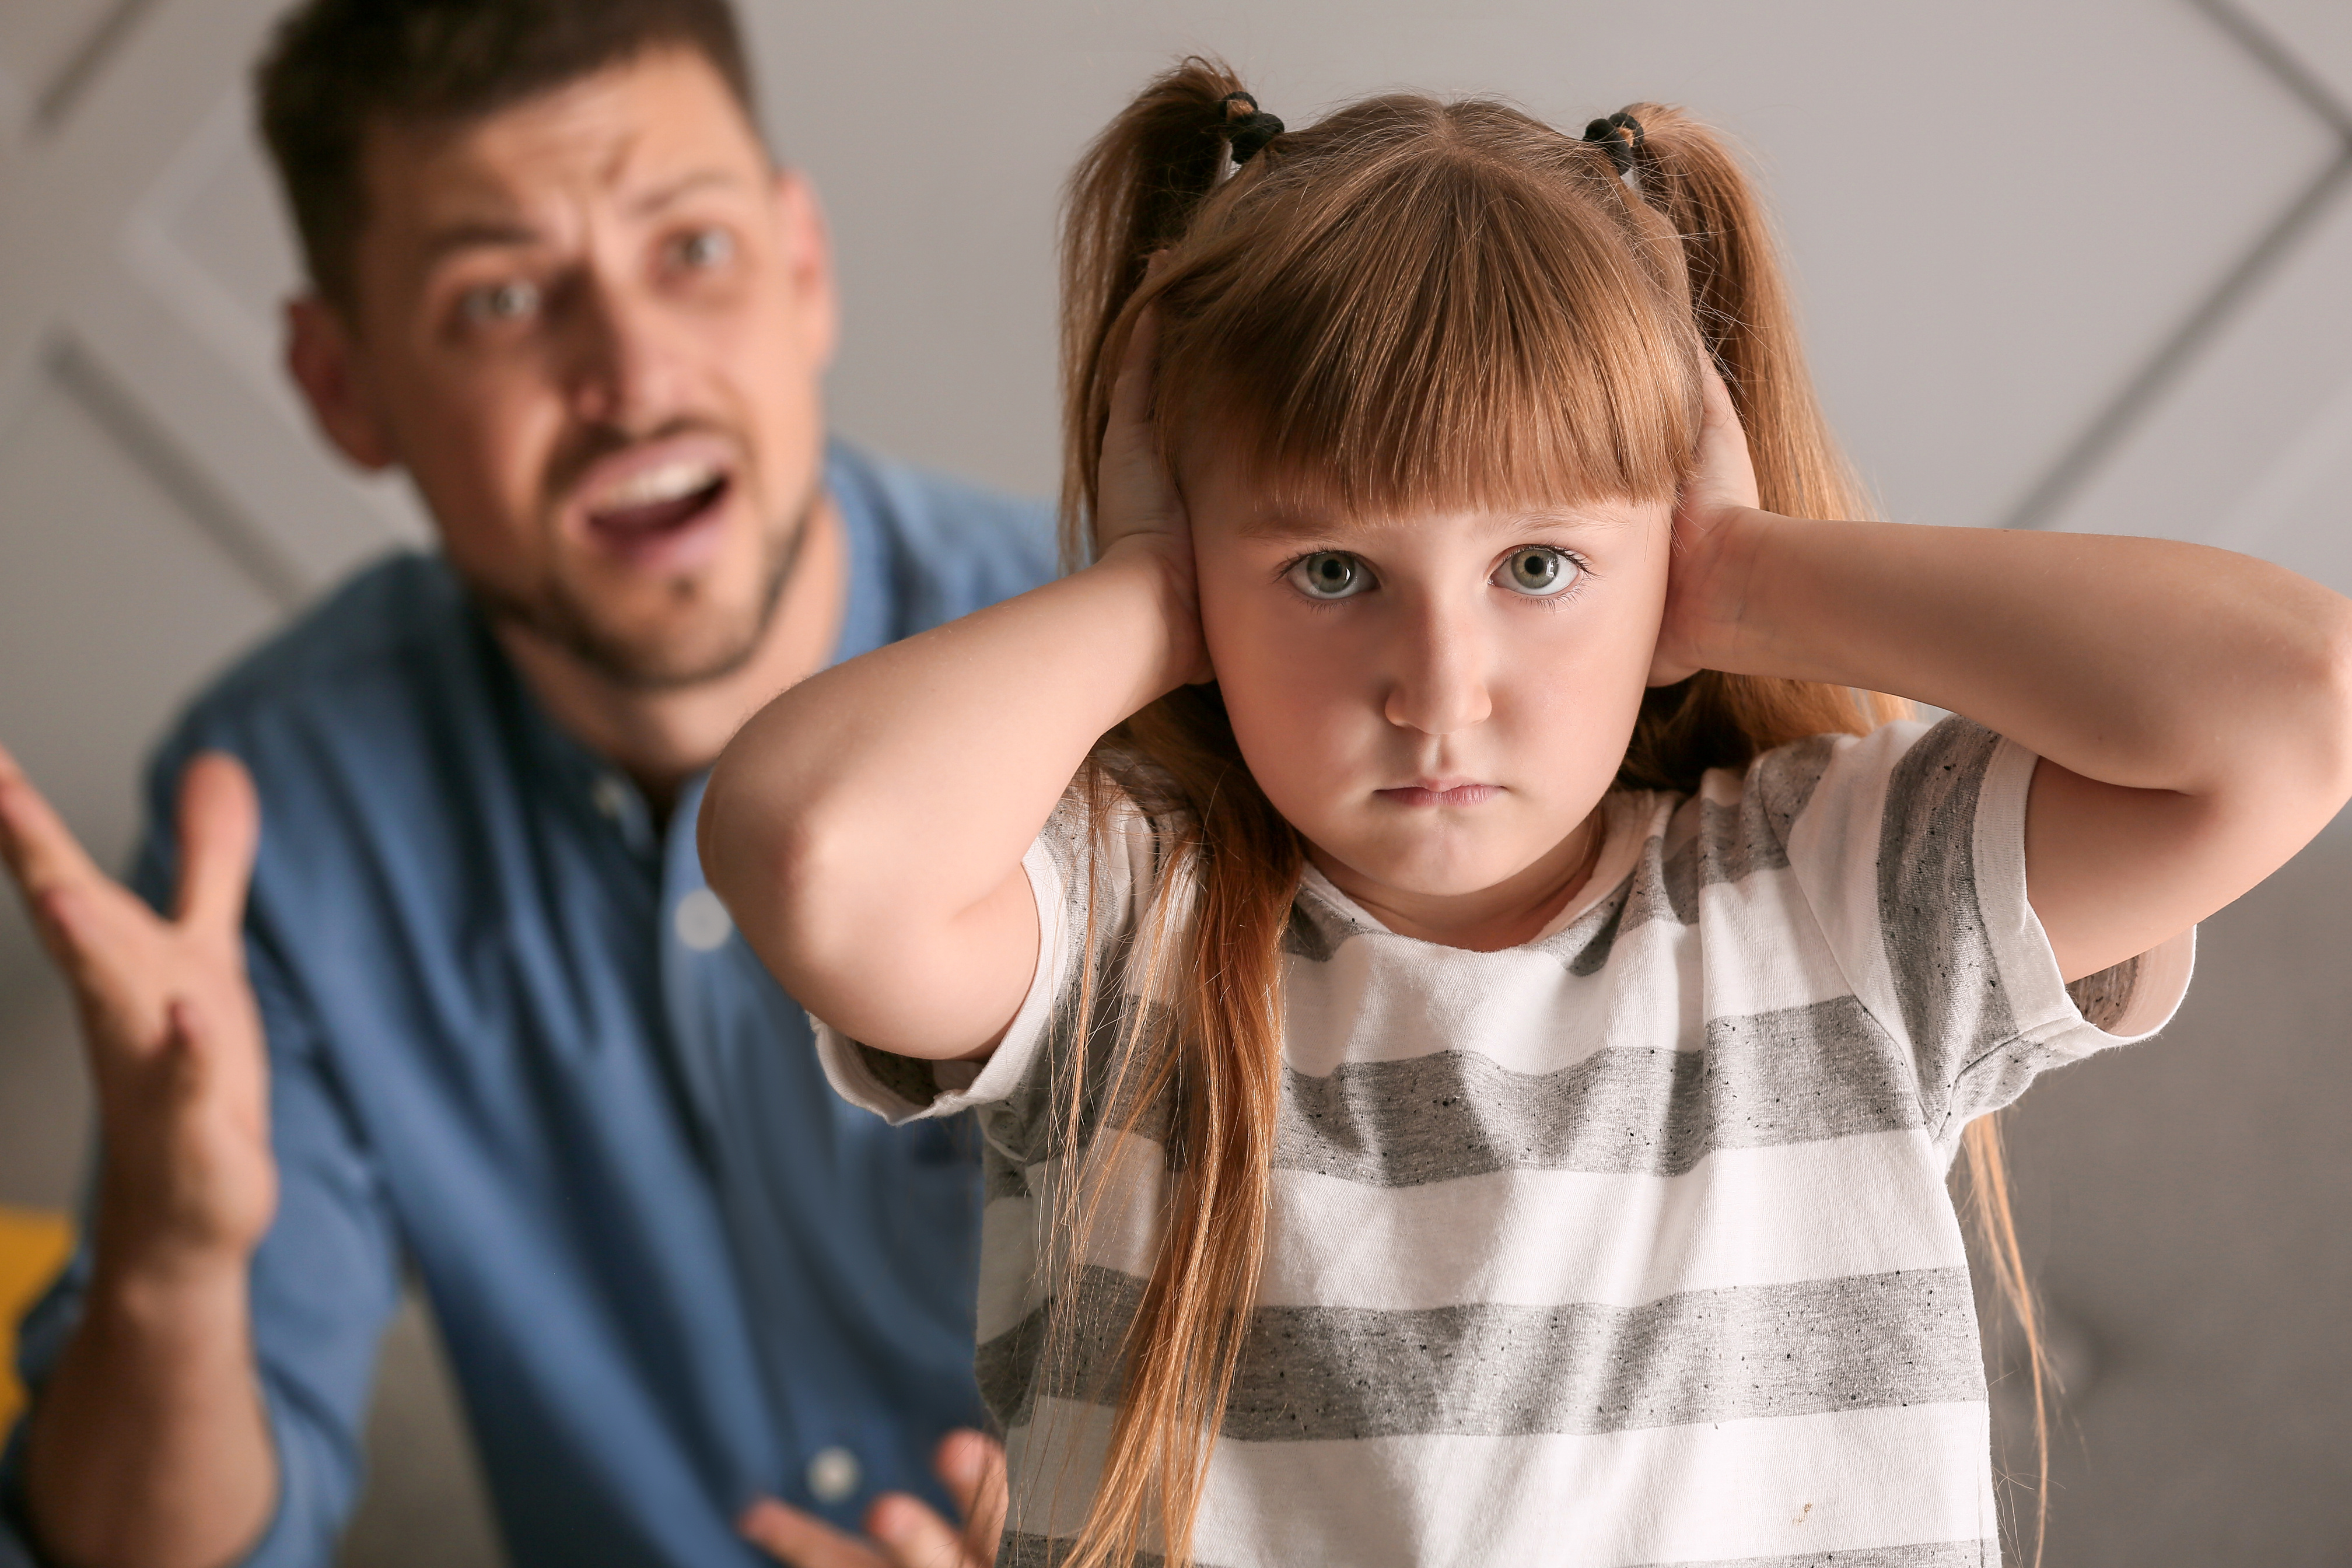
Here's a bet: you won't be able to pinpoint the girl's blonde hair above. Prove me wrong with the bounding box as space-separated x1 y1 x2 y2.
1048 58 2044 1568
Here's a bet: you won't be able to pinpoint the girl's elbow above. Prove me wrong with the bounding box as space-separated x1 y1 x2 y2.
2308 601 2352 805
699 768 845 972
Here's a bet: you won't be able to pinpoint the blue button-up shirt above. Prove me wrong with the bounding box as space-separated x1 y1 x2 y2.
1 444 1056 1567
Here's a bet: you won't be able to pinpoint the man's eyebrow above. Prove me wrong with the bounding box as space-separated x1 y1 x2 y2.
418 218 544 267
628 166 751 217
414 169 752 268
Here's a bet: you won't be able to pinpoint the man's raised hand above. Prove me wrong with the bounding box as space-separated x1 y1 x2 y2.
0 746 275 1270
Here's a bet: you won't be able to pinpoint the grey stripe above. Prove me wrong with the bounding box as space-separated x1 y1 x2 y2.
995 1535 1183 1568
1621 1543 1994 1568
1874 718 2017 1135
987 926 1179 1170
1547 876 1635 975
976 1288 1058 1427
986 1264 1983 1441
2066 952 2141 1031
1543 737 1838 972
984 1157 1031 1201
1747 732 1840 860
1277 995 1921 1186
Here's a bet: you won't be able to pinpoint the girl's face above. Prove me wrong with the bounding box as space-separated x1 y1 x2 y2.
1186 449 1672 942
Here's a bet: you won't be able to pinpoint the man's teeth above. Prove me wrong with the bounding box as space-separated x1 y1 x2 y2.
590 460 722 512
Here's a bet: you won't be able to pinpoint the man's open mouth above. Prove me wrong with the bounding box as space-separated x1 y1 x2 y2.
582 457 732 547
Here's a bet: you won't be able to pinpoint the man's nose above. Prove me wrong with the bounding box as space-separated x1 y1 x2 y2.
1381 594 1494 736
562 270 688 434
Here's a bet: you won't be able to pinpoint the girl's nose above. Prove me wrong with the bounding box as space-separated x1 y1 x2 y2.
1382 600 1493 736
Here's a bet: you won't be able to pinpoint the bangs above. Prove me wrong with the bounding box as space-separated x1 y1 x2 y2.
1153 98 1704 524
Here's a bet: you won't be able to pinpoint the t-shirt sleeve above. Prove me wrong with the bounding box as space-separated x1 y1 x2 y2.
814 783 1166 1164
1775 715 2194 1152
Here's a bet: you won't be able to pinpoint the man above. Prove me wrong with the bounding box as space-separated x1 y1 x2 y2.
0 1 1049 1564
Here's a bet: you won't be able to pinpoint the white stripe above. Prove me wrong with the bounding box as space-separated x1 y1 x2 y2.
975 1126 1966 1337
1006 1396 1997 1567
1258 1127 1967 1311
1694 867 1866 1020
1283 864 1870 1080
975 1129 1167 1340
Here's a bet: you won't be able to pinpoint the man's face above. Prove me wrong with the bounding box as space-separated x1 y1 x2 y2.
310 48 834 688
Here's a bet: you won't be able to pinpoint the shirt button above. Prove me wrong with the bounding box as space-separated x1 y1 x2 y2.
673 888 734 951
592 774 632 821
806 1445 861 1505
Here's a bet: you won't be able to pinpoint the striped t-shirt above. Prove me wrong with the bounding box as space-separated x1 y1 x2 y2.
818 717 2193 1567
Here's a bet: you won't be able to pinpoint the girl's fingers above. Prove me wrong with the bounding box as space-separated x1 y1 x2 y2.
173 752 260 936
1108 306 1160 433
934 1430 1007 1556
1684 363 1760 516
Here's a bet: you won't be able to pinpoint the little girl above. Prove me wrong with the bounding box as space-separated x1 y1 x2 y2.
701 61 2352 1568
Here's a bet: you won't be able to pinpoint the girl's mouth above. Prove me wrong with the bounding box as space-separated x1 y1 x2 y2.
1376 781 1502 808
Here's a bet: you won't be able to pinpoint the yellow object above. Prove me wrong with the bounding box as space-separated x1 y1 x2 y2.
0 1206 75 1436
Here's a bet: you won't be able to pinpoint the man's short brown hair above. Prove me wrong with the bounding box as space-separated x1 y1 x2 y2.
256 0 760 312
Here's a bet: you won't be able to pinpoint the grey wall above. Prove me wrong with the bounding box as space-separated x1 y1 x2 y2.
1 1 2347 1564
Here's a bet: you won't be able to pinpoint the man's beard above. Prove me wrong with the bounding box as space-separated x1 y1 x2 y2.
471 479 819 693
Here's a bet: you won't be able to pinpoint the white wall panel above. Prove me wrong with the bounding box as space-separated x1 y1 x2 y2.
751 0 2333 531
2239 0 2352 109
2046 185 2352 584
0 1 114 136
0 358 281 995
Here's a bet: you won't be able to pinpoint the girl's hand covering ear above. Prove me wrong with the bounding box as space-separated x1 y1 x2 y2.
1091 306 1212 685
1649 363 1768 686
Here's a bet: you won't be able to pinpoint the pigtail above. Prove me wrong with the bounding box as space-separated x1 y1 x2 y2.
1060 57 1254 571
1052 57 1303 1568
1615 104 2051 1566
1604 106 1908 789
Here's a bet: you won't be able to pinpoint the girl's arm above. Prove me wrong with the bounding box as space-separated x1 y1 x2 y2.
1660 373 2352 982
700 323 1198 1061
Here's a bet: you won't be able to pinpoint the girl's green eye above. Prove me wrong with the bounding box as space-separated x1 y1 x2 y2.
1498 545 1577 597
1290 551 1370 600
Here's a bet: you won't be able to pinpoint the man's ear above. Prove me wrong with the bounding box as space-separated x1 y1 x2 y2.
284 295 397 471
771 167 838 374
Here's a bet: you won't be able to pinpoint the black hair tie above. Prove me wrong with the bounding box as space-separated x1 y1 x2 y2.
1222 91 1284 165
1583 111 1644 176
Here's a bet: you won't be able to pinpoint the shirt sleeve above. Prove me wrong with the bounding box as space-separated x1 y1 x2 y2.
1776 716 2194 1154
0 748 404 1568
815 783 1167 1166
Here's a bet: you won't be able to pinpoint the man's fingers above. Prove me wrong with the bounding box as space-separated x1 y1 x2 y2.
739 1497 887 1568
933 1430 1006 1558
0 744 111 905
867 1493 979 1568
173 753 260 935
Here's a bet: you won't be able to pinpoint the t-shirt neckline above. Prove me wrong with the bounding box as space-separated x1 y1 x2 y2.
1293 789 1656 953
